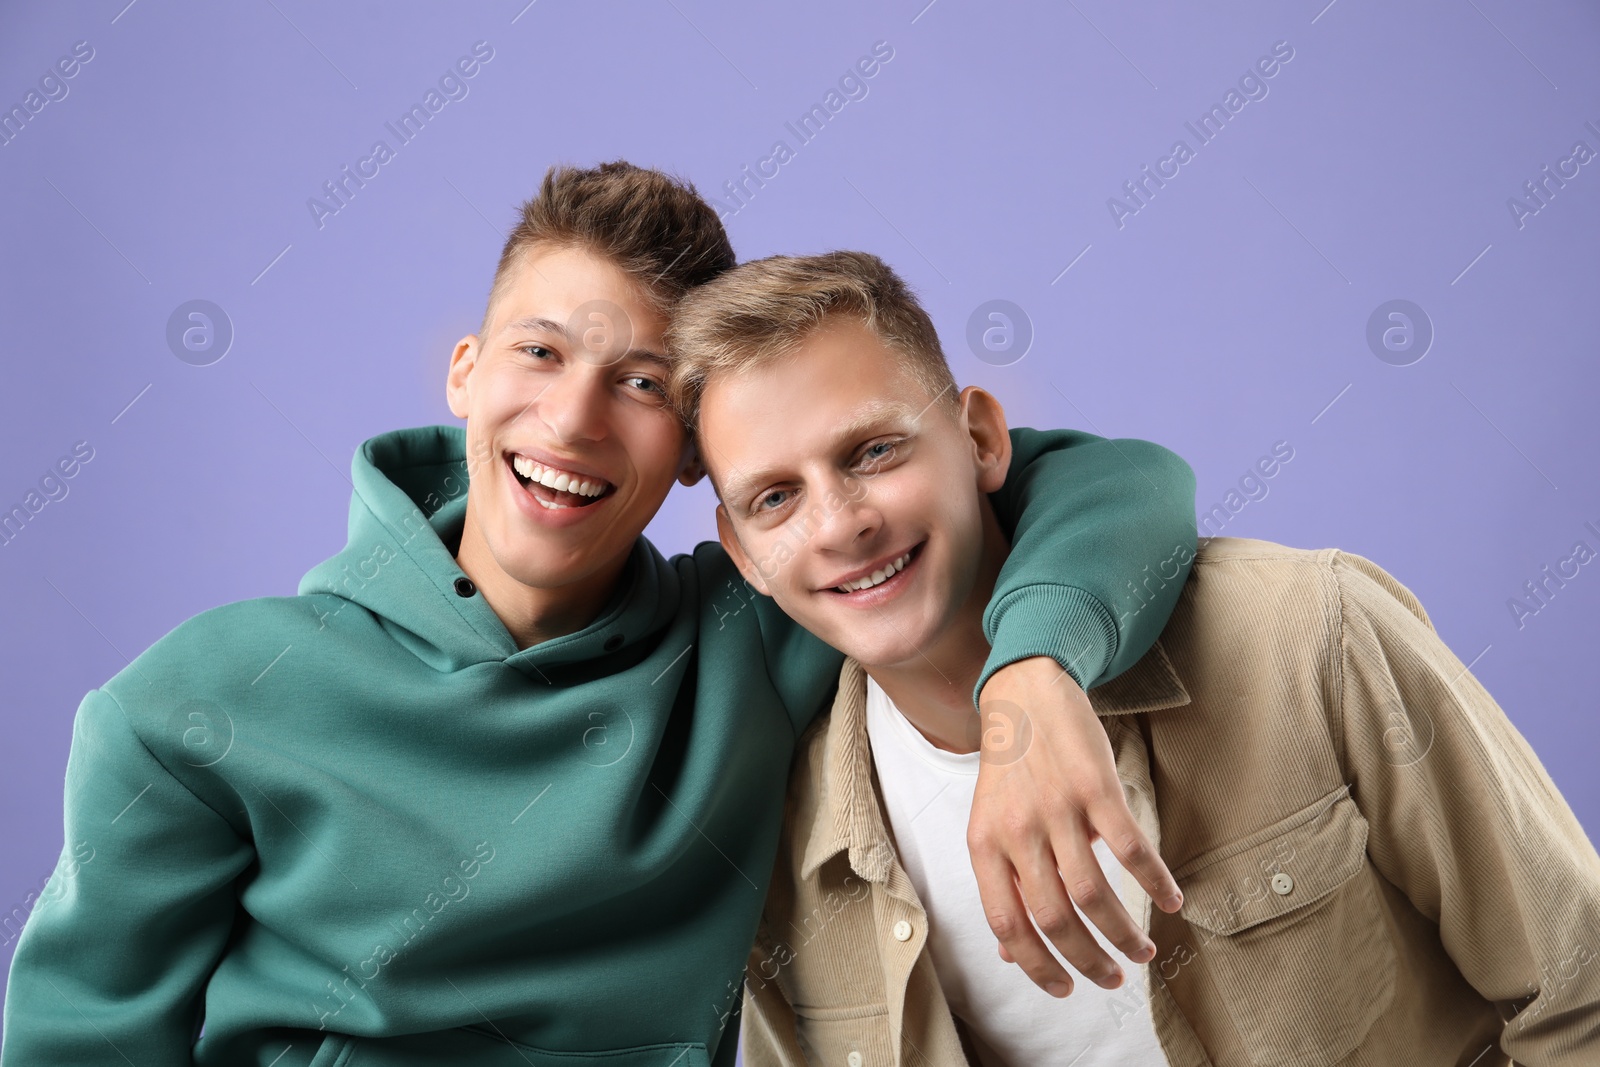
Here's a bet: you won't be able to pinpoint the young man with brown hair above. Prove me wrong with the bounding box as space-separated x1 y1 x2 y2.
672 250 1600 1066
3 165 1201 1066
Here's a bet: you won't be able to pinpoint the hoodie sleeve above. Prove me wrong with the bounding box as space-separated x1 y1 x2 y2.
725 428 1196 736
2 688 252 1065
976 427 1197 701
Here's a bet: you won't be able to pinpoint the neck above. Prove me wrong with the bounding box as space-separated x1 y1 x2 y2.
866 501 1010 754
453 497 627 650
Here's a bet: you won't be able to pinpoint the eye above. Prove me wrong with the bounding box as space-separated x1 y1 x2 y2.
518 344 555 360
621 374 672 407
755 488 792 512
859 441 897 469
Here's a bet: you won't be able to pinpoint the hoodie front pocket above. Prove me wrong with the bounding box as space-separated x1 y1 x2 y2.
307 1029 710 1067
307 1034 356 1067
1174 786 1396 1067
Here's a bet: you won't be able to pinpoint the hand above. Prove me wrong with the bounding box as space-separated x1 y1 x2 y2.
968 655 1183 996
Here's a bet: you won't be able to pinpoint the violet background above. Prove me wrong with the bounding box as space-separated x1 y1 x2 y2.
2 0 1597 1045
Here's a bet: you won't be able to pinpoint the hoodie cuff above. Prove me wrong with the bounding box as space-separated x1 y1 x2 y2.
976 584 1119 707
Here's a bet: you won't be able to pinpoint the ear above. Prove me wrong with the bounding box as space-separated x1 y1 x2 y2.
715 504 771 596
959 386 1012 495
446 335 480 419
677 441 707 487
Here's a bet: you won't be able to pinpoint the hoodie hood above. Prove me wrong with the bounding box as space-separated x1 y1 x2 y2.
297 424 677 675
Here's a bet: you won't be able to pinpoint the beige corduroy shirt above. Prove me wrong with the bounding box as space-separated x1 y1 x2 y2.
739 538 1600 1067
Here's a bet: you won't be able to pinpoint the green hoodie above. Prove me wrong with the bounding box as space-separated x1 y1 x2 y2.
2 423 1196 1067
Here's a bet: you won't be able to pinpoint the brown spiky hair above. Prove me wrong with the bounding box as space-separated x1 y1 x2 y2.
479 160 735 339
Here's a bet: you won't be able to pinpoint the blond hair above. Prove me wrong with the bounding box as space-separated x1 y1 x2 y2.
666 250 958 429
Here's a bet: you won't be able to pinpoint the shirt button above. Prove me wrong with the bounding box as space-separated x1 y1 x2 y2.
453 576 476 597
848 1052 864 1067
892 919 912 942
1271 872 1294 895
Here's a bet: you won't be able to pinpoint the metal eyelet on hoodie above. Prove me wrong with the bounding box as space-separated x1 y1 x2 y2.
453 577 476 597
604 635 624 652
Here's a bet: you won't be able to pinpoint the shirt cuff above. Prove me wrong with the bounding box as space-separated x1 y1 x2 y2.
976 584 1119 706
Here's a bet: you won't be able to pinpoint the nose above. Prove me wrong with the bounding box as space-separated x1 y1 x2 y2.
809 470 882 555
536 363 609 446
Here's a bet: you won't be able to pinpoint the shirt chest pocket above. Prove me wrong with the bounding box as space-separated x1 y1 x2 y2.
791 1004 897 1067
1173 786 1397 1067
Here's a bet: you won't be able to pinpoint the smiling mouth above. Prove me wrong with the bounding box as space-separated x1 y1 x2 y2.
507 453 615 510
831 542 924 595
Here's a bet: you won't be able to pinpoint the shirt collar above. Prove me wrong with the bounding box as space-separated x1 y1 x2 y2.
799 640 1191 883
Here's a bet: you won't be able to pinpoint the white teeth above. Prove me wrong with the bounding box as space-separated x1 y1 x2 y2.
511 455 608 498
835 552 912 594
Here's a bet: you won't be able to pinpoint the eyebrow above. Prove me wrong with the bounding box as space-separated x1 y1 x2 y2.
719 398 920 506
500 316 669 367
502 316 569 339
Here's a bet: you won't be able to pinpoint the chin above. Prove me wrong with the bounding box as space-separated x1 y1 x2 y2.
493 540 603 590
821 626 930 672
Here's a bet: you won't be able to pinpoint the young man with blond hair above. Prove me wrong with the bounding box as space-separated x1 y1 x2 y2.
4 165 1201 1065
670 250 1600 1066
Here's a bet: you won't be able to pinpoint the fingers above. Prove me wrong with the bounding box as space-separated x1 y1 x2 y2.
1050 823 1157 966
1084 790 1183 914
970 844 1077 997
1013 839 1127 989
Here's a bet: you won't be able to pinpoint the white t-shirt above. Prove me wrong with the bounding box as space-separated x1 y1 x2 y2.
864 675 1169 1067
